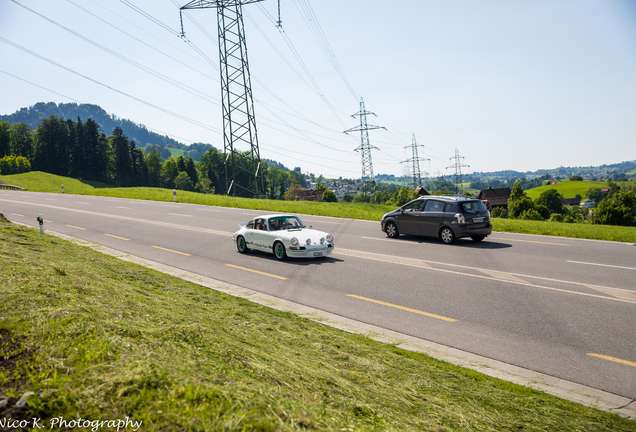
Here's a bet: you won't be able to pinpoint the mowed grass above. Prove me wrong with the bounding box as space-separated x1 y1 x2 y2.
1 220 635 431
3 172 636 243
491 218 636 243
525 180 608 200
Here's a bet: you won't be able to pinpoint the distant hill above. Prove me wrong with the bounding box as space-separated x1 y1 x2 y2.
0 102 206 150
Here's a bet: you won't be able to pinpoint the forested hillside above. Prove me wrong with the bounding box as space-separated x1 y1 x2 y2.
0 102 190 150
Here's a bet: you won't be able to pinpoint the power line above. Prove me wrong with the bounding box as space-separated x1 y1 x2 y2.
0 69 81 103
0 36 220 134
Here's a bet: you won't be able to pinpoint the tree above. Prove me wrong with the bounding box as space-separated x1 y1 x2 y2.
283 183 303 201
536 189 564 215
161 157 178 188
591 191 636 227
322 188 337 202
569 175 583 181
174 171 194 191
9 123 34 160
110 127 131 186
510 181 525 201
0 122 10 158
341 194 353 203
144 145 163 187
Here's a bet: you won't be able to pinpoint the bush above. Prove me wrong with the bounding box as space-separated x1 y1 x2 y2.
195 177 215 194
519 209 544 221
508 196 535 218
591 191 636 227
490 207 508 218
569 175 583 181
549 213 565 222
0 155 31 175
534 204 550 220
341 194 353 203
321 188 337 203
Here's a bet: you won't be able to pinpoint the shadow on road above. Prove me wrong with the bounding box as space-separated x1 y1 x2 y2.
397 235 513 249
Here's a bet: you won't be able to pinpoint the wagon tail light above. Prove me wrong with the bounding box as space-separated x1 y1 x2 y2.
454 213 465 224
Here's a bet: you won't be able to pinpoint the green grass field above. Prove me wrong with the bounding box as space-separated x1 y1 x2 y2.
3 172 636 243
2 219 634 431
524 180 607 200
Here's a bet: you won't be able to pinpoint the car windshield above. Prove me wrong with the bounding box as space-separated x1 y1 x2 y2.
268 216 306 231
461 201 488 213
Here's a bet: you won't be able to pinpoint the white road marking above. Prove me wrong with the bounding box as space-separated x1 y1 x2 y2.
362 236 397 242
568 260 636 271
116 206 130 209
169 213 192 217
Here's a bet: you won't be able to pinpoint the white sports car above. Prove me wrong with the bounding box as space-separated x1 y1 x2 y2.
232 214 335 260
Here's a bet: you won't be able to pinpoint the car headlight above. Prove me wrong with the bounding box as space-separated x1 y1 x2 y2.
326 234 334 244
291 237 299 246
305 238 311 246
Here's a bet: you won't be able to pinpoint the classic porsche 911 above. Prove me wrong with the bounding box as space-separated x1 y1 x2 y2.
232 214 335 260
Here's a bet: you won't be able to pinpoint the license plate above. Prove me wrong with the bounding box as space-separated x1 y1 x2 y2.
473 218 484 223
313 252 323 257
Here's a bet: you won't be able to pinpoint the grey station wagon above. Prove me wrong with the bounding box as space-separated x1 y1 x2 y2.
380 195 492 244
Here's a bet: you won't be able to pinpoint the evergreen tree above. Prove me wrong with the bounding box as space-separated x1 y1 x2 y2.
110 127 131 186
144 145 163 187
0 121 12 158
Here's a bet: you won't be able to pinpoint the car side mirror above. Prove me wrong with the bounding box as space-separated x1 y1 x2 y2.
309 225 312 229
400 209 404 214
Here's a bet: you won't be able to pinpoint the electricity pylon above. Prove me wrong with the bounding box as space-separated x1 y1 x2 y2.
447 148 469 195
402 134 429 188
180 0 264 197
344 98 385 193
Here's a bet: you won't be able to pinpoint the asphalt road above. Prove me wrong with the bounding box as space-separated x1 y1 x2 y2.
2 190 636 401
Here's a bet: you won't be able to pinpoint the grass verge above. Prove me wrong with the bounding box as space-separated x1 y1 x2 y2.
1 219 636 431
3 172 636 243
491 218 636 243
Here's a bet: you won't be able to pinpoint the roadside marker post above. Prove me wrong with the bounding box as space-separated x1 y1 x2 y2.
36 214 44 234
62 184 64 193
173 189 177 203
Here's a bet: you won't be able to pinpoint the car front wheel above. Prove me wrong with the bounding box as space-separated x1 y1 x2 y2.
273 241 287 261
385 221 399 239
236 236 250 254
439 227 456 244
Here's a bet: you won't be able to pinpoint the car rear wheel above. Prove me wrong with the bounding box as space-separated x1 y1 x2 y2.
273 241 287 261
385 222 399 238
471 235 485 242
236 236 250 254
439 227 456 244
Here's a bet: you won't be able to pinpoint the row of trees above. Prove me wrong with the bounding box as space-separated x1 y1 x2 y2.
0 115 311 200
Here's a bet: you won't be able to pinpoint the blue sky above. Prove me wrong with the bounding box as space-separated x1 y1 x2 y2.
1 0 635 179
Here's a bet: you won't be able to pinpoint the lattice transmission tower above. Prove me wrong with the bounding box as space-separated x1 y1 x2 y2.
344 98 385 193
180 0 264 197
401 134 429 189
447 148 469 195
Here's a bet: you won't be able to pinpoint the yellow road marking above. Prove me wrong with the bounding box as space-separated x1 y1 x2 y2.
491 237 570 246
347 294 456 322
304 219 343 225
587 353 636 368
44 220 53 223
226 264 288 280
11 213 24 217
104 234 129 241
152 245 191 256
201 208 221 212
66 225 86 230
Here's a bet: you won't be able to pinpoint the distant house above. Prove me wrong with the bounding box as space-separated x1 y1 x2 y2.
600 187 610 192
562 198 580 206
298 189 323 202
581 199 595 208
547 180 559 185
414 187 430 196
478 187 511 209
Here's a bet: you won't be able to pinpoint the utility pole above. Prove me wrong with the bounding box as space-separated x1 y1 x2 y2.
180 0 264 197
344 98 385 193
447 148 469 195
402 134 429 189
